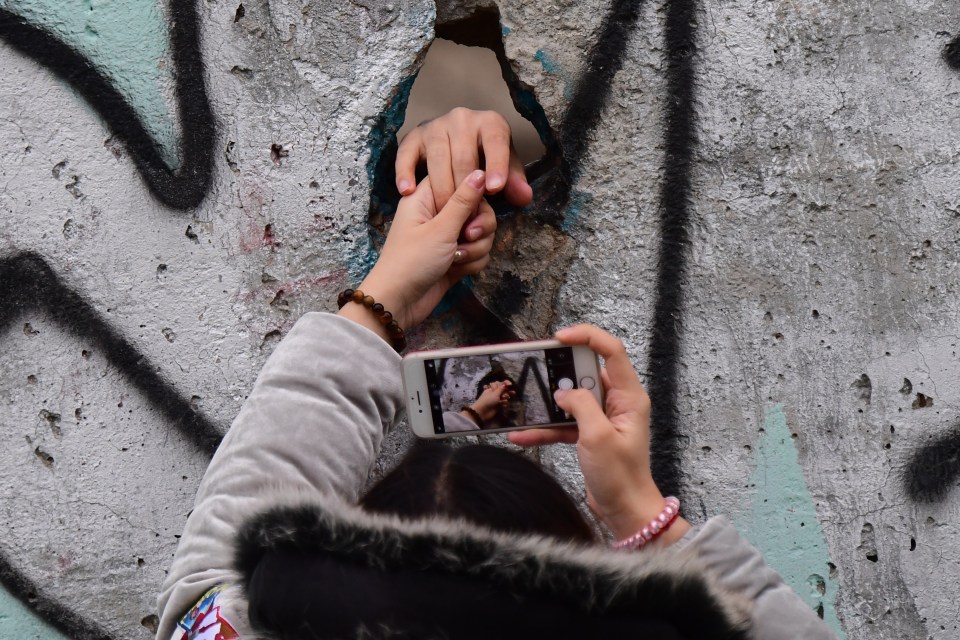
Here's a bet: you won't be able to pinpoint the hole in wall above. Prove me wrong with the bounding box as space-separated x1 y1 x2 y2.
367 7 560 226
397 40 545 164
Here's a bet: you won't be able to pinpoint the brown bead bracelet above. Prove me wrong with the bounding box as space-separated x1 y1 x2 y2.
337 288 407 353
460 406 484 428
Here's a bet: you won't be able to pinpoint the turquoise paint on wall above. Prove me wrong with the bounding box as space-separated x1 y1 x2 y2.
737 404 846 638
0 585 69 640
533 49 572 100
1 0 179 166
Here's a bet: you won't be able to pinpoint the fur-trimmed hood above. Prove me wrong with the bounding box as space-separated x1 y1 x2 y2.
230 496 751 639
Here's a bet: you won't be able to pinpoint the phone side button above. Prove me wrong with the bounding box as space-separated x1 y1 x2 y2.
579 376 596 390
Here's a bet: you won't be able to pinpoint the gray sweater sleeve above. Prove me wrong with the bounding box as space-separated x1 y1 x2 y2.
673 516 838 639
156 313 403 640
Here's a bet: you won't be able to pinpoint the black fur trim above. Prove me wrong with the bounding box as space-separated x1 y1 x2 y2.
235 500 750 639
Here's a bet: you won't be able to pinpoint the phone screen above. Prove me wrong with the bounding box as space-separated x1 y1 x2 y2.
423 346 579 434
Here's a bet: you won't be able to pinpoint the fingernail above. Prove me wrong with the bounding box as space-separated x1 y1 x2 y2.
487 173 505 190
554 327 573 339
466 227 481 241
466 170 485 189
453 249 466 263
554 389 568 402
398 179 412 193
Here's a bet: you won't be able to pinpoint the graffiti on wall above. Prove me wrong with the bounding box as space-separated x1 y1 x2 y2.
0 1 214 209
1 0 959 638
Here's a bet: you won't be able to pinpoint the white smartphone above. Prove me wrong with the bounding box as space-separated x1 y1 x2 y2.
402 340 603 438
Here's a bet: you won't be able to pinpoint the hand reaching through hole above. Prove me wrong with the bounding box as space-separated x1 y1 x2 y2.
395 107 534 218
341 171 497 337
468 380 515 422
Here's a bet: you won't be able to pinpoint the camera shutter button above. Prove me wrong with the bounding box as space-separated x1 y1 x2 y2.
558 377 574 390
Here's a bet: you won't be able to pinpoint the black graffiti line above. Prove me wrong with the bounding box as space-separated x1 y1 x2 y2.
0 253 223 453
514 356 564 423
0 0 214 210
545 0 696 497
0 251 221 640
643 0 698 500
944 34 960 70
906 424 960 502
554 0 646 193
901 37 960 502
0 559 112 640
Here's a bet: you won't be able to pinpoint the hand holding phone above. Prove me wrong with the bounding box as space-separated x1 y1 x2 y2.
508 325 690 545
402 339 603 438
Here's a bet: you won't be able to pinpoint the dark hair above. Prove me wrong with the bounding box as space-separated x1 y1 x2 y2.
475 365 514 399
360 442 595 544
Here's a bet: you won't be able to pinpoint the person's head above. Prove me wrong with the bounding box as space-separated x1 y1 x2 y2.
360 442 595 544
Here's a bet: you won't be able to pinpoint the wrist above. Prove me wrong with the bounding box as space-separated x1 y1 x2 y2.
603 489 671 540
357 271 412 330
608 495 690 548
460 406 484 427
335 287 408 351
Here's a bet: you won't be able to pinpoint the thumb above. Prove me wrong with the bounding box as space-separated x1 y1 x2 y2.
554 389 608 442
432 170 486 237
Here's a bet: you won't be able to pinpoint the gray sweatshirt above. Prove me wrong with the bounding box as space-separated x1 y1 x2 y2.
156 312 837 640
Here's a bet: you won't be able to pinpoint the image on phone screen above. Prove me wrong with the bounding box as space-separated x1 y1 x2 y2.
423 347 578 434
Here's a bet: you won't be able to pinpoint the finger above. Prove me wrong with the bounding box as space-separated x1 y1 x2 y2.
463 199 496 242
600 368 612 392
448 253 491 279
433 170 486 238
452 233 494 265
425 130 455 211
554 324 642 391
451 130 481 193
553 388 610 446
478 116 511 192
395 129 423 195
503 150 533 206
508 426 579 447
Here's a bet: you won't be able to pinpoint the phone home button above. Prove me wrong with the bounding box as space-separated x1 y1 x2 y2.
579 376 596 390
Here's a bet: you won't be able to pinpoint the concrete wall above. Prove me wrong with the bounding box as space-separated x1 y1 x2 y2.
0 0 957 638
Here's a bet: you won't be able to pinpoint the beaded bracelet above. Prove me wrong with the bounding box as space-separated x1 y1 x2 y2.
337 288 407 353
460 406 484 428
612 496 681 551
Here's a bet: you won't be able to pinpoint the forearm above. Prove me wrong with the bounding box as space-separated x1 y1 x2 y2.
157 313 404 639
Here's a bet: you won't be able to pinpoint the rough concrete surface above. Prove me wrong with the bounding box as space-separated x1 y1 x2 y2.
1 0 958 638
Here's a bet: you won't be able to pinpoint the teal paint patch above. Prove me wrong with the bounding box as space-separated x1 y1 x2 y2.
347 233 380 284
533 49 572 101
0 584 69 639
430 278 474 317
737 405 846 638
534 49 559 74
1 0 178 166
366 74 417 188
501 25 511 36
561 190 593 233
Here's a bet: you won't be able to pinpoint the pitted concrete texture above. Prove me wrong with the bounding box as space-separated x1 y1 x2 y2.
1 0 959 637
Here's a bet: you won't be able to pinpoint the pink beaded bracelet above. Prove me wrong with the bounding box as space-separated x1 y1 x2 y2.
612 496 681 550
